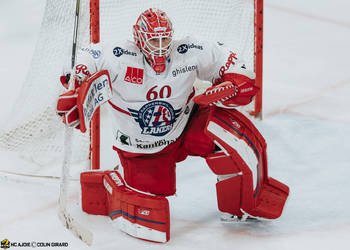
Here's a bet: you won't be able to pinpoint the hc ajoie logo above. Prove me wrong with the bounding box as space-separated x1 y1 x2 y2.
124 67 144 84
1 239 10 250
128 101 181 137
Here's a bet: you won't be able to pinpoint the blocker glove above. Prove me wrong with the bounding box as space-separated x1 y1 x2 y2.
57 73 84 129
57 70 113 132
56 89 80 129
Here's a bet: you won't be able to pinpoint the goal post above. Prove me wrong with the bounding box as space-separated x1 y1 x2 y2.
90 0 101 170
0 0 263 171
254 0 263 119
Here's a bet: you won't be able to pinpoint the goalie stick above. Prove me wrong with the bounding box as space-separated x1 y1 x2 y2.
58 0 93 245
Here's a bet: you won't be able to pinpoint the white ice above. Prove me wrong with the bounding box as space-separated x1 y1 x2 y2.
1 0 350 249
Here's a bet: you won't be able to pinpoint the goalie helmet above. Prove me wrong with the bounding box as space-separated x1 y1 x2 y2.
133 8 174 73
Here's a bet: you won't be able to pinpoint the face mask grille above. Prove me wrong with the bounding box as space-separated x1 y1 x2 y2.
139 30 173 57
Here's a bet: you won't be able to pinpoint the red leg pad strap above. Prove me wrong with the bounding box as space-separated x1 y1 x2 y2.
206 151 240 175
216 174 243 216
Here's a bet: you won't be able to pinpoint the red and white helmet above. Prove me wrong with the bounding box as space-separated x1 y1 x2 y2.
133 8 174 73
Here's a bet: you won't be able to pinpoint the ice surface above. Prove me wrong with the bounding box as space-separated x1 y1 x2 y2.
1 0 350 249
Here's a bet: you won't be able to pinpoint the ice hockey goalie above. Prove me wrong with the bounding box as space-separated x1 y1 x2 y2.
57 8 289 243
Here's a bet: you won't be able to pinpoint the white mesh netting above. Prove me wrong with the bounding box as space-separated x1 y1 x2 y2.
0 0 256 166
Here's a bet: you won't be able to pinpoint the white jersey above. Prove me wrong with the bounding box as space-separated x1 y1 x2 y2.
74 37 247 154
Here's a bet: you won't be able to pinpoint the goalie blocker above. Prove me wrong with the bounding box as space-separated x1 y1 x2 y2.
79 106 289 243
56 70 113 132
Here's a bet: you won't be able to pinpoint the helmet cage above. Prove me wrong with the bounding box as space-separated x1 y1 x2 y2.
133 8 174 73
141 30 173 57
134 26 173 66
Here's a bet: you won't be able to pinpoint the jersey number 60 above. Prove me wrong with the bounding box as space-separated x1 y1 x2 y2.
146 85 172 101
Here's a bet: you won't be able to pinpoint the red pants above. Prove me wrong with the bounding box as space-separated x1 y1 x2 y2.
115 106 215 195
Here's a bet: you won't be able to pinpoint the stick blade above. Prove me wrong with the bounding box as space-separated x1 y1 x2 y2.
58 208 93 246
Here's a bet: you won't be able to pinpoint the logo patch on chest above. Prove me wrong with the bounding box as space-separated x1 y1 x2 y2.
124 67 144 84
128 101 182 137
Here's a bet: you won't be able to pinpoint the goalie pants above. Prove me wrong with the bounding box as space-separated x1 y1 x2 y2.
115 105 215 196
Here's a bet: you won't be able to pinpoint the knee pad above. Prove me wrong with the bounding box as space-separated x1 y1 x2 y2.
205 107 289 219
115 147 177 196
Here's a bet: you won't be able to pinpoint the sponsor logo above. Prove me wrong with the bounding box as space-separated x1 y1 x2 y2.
240 86 253 93
138 209 150 216
177 43 203 54
75 64 90 76
83 76 110 123
184 105 190 115
109 172 123 186
135 138 151 143
103 179 113 194
124 67 144 84
229 118 241 129
154 27 166 32
81 47 101 59
128 101 181 137
113 47 137 57
117 130 131 146
136 138 178 149
172 65 198 77
217 41 224 46
215 51 238 84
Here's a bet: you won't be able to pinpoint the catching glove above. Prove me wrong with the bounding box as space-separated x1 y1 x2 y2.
193 72 259 109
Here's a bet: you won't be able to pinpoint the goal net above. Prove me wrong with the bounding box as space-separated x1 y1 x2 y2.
0 0 262 168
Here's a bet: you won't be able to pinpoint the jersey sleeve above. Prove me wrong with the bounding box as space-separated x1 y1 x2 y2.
196 41 251 85
73 43 120 81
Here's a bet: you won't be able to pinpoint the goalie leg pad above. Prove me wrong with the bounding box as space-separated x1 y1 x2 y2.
80 170 170 242
206 151 249 217
103 171 170 243
205 107 289 219
80 171 109 215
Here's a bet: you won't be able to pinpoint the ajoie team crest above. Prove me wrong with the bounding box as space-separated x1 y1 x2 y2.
128 101 181 136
